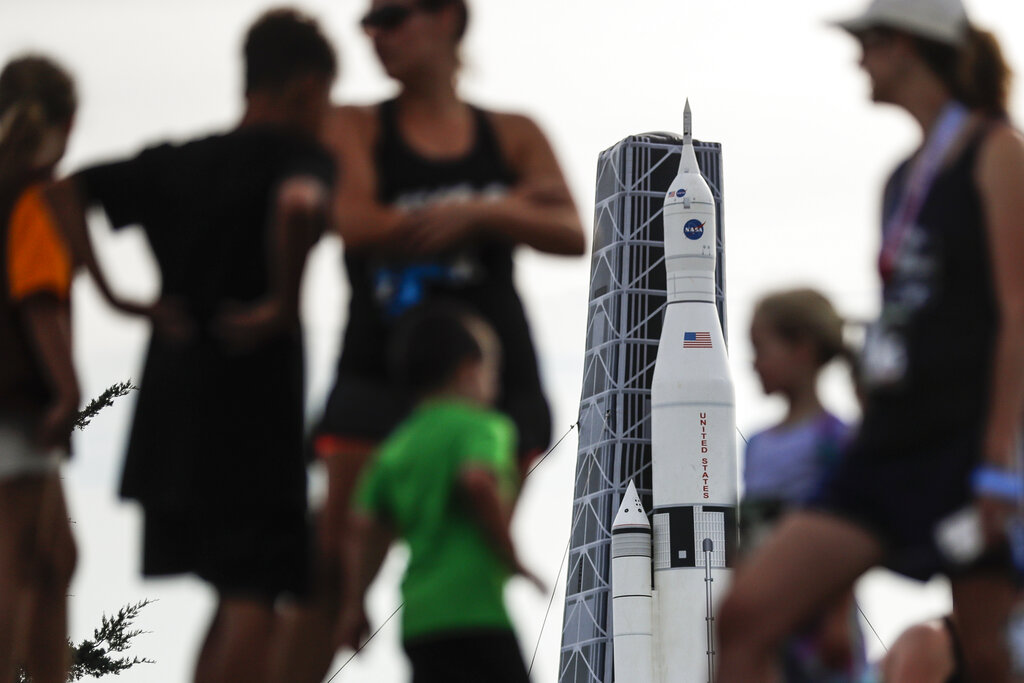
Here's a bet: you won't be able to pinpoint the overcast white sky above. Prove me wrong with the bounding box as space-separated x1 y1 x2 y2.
6 0 1024 681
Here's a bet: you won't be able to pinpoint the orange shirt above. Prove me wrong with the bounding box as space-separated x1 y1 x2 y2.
7 184 71 303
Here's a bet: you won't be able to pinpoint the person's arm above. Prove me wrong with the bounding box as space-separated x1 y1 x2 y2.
402 112 586 256
459 465 544 591
213 174 330 346
328 106 585 257
335 511 394 650
326 106 408 253
460 466 517 565
274 175 330 310
22 296 78 449
43 177 150 317
974 122 1024 541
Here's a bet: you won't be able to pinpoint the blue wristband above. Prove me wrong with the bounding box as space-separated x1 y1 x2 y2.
972 465 1024 502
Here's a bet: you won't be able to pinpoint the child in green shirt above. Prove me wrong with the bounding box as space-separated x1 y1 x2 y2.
337 303 541 682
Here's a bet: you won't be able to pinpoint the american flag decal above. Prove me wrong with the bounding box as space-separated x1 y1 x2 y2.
683 331 712 348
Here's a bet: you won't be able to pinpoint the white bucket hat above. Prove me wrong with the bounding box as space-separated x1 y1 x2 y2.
834 0 969 46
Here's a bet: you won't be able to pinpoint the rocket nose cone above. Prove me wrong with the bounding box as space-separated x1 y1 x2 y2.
612 480 650 530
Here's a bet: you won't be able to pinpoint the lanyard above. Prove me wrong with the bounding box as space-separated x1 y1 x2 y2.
878 101 970 281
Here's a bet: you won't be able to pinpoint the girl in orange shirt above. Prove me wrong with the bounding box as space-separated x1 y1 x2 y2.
0 55 79 683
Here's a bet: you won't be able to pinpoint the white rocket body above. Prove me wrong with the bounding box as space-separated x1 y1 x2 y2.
610 481 655 683
651 102 737 683
609 103 736 682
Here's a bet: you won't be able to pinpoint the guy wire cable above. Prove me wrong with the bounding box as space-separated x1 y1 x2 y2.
528 536 572 675
528 450 593 675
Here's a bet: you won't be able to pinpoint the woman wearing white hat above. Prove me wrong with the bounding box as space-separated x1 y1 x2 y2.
717 1 1024 681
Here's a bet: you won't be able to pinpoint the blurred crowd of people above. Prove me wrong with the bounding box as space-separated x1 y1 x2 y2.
3 0 1024 682
0 3 584 682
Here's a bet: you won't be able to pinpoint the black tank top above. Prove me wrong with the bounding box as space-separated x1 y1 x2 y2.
337 99 550 449
860 120 999 428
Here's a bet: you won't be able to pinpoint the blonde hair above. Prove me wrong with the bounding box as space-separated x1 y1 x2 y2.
753 288 850 368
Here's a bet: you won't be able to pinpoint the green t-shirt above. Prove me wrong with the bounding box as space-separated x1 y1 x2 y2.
354 398 519 640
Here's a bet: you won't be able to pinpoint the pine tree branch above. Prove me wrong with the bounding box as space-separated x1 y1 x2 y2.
65 599 156 680
73 380 138 431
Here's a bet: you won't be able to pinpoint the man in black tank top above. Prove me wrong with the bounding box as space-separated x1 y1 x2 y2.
272 2 586 681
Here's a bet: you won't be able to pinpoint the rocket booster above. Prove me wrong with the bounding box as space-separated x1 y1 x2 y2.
611 481 654 683
611 101 738 683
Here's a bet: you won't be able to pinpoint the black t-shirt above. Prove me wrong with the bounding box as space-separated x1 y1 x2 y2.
77 125 334 511
80 126 334 324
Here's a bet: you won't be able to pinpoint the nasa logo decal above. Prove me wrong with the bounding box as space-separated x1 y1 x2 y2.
683 219 705 240
676 188 686 198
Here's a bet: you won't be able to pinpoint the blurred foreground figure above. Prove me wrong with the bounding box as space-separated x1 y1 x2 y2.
274 1 584 679
717 0 1024 681
336 304 543 683
742 289 866 681
0 55 78 683
44 10 336 683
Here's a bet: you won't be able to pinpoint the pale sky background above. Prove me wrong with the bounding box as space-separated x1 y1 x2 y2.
5 0 1024 681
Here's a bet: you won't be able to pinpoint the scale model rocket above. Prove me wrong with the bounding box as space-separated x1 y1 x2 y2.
611 101 738 683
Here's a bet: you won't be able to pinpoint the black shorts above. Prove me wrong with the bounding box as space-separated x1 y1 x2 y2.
315 373 551 462
142 504 310 601
812 402 1009 580
314 375 415 453
739 499 786 555
403 629 530 683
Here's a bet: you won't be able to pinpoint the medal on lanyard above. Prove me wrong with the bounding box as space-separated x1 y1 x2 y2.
878 102 970 281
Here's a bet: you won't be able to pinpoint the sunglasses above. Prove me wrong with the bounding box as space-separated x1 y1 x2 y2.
360 3 425 31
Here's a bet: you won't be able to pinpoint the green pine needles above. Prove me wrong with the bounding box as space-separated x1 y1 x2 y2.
73 380 138 431
67 599 156 680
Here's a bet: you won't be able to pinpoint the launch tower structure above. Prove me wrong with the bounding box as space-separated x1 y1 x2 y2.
559 133 725 683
